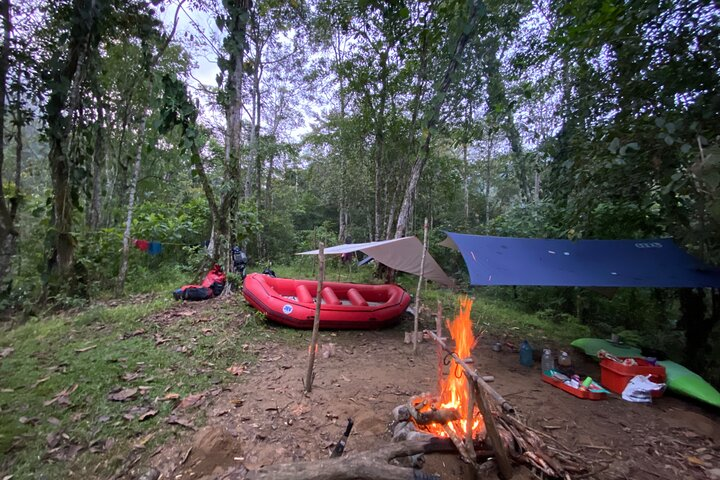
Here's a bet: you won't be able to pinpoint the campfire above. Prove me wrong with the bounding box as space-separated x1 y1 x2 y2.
410 298 486 441
389 298 577 479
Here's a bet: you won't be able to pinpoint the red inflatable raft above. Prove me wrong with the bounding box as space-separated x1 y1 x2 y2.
242 273 411 329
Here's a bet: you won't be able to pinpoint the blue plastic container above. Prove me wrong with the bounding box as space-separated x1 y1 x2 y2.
519 340 534 367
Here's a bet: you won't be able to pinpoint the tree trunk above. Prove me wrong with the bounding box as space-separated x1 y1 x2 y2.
46 0 104 283
395 0 484 238
483 35 529 200
463 141 469 222
371 52 389 242
265 152 274 211
215 0 252 274
384 199 396 240
485 135 494 224
396 133 432 238
117 117 146 293
0 0 16 289
88 97 104 229
680 288 720 374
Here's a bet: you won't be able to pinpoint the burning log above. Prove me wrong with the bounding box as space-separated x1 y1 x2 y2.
406 403 461 425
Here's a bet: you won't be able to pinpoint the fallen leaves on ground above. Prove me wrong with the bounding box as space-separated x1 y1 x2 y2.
32 376 50 388
45 432 84 461
139 409 158 421
48 443 83 461
46 431 67 448
70 411 86 422
121 372 142 382
175 393 205 410
88 438 115 453
226 364 245 376
107 387 138 402
123 405 156 421
121 328 146 340
167 415 195 430
161 392 180 401
0 347 14 358
133 432 155 449
44 384 79 407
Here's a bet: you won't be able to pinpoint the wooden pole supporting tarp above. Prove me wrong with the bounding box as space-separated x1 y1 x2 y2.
412 218 429 355
304 242 325 393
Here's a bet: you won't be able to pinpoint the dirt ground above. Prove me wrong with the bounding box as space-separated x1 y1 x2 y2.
142 302 720 480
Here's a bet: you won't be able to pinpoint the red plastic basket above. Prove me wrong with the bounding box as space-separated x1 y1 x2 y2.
600 358 666 397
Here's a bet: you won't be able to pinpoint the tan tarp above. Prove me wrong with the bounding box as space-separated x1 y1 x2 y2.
297 236 454 287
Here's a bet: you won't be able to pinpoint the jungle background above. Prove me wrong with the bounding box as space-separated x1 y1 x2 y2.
0 0 719 396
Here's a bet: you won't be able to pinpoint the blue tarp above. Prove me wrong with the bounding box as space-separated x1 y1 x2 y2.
444 233 720 288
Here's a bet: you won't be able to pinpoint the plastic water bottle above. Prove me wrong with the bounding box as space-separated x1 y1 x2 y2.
519 340 534 367
541 349 555 373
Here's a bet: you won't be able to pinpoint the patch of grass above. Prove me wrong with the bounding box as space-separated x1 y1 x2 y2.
401 284 590 346
0 293 288 479
469 293 591 345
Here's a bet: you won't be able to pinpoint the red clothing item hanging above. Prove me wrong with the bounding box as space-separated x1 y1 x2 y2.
134 239 150 252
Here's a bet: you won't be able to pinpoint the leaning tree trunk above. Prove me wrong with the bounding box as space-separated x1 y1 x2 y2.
395 0 484 238
483 35 529 200
117 117 146 293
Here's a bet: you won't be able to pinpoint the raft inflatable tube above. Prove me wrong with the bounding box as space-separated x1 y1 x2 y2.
242 273 411 329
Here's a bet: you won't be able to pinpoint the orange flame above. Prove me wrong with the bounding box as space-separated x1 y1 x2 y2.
416 297 485 439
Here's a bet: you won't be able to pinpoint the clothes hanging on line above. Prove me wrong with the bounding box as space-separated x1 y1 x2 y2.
133 239 150 252
148 241 163 256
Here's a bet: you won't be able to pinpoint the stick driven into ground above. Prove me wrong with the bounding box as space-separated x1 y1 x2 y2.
412 218 429 355
436 301 443 395
304 242 324 393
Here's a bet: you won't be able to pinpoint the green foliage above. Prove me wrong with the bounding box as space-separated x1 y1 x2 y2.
132 197 209 243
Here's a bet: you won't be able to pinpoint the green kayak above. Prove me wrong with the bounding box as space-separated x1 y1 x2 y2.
571 338 720 408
